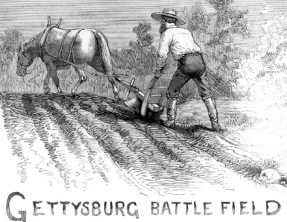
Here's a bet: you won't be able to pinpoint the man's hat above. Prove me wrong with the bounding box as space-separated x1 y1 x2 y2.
151 8 186 25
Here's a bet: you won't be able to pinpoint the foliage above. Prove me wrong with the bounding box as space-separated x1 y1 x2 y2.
112 21 158 91
234 9 287 105
132 21 154 47
0 29 22 71
207 0 234 10
230 10 287 167
182 0 251 98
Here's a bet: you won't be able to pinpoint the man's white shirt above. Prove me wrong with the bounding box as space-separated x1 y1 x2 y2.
158 25 201 61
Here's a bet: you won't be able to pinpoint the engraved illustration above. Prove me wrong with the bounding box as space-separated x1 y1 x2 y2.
1 1 287 220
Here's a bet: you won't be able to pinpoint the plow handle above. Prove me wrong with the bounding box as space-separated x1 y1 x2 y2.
140 76 160 117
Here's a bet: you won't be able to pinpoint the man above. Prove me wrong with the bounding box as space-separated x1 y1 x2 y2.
151 8 222 132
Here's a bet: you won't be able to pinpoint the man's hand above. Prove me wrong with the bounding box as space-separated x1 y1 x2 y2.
154 56 167 77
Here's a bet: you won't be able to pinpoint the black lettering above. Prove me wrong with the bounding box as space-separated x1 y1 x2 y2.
151 202 159 215
240 202 248 215
33 201 44 216
127 202 139 219
252 201 262 215
47 202 58 215
171 202 180 215
92 202 101 216
266 200 281 215
81 202 90 216
71 202 81 216
104 202 113 216
203 202 213 215
60 201 70 215
183 202 192 215
6 192 26 222
161 202 171 215
116 201 125 216
221 202 230 214
194 202 201 215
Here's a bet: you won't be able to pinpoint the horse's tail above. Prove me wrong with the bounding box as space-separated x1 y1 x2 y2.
91 29 119 99
92 30 113 75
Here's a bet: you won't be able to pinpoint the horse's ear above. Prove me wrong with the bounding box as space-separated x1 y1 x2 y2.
47 16 51 26
57 18 62 27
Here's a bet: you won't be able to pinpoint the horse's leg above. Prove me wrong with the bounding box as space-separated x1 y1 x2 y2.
94 31 119 100
43 72 51 94
72 67 87 94
99 62 119 100
91 61 119 100
107 75 119 100
46 62 62 93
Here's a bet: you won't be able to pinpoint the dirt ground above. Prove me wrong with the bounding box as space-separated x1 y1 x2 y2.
0 93 286 197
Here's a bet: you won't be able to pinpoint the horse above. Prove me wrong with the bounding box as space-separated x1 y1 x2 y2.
16 17 119 99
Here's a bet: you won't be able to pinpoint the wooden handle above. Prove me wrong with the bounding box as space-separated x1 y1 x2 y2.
140 76 159 117
140 90 151 117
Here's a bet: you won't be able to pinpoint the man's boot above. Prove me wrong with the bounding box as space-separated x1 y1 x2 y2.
164 98 177 128
203 98 222 132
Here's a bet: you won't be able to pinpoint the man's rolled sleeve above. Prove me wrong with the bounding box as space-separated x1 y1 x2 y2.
156 31 172 72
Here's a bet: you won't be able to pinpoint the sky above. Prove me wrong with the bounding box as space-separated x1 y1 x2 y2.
0 0 287 50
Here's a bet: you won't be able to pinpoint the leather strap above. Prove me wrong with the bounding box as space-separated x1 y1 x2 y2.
40 25 59 47
57 29 71 59
39 25 59 57
66 29 83 62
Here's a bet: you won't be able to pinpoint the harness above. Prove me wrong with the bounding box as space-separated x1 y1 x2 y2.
38 24 124 78
40 25 83 63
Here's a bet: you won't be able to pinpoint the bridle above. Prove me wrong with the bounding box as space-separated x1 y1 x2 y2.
18 44 32 68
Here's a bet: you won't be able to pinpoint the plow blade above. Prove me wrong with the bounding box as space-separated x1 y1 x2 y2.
114 76 163 119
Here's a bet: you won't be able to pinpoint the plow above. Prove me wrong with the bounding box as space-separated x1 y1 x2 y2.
114 75 166 121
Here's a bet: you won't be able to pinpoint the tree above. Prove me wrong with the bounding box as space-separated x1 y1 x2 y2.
183 0 251 98
132 21 154 47
112 21 157 80
0 29 23 71
207 0 250 44
184 2 210 37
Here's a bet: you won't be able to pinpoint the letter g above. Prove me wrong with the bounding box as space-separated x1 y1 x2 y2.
6 192 26 222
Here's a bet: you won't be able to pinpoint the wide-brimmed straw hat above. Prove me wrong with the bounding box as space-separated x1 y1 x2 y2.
151 8 186 25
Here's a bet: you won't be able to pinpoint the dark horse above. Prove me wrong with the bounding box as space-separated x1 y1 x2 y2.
16 18 119 99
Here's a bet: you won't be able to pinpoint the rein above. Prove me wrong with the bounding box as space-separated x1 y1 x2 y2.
43 49 120 77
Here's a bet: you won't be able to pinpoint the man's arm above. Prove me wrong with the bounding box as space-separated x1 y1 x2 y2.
155 31 172 77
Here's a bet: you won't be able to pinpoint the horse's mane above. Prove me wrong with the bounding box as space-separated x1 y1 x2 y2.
24 31 44 47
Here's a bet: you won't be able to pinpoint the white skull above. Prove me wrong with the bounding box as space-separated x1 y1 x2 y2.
259 168 281 184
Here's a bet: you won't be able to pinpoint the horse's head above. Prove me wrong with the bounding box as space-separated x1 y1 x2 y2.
16 43 34 77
